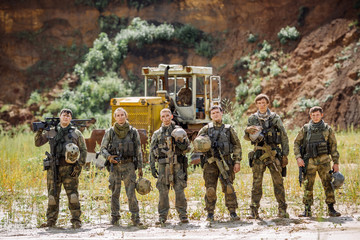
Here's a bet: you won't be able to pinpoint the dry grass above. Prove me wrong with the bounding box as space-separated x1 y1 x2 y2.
0 128 359 227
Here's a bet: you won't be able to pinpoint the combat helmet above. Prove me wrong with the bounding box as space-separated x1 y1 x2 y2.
171 128 187 142
330 171 345 190
65 143 80 164
193 135 211 152
136 178 152 195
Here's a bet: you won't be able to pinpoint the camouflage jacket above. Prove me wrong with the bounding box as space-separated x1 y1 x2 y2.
149 121 190 168
244 110 289 156
100 125 143 169
294 120 339 164
198 121 242 163
34 124 87 166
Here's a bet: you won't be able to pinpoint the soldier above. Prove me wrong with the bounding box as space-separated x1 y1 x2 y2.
196 105 242 222
244 94 289 219
294 106 341 217
149 108 191 224
100 107 143 226
35 109 87 228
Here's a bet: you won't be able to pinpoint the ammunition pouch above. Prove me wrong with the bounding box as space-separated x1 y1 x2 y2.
248 151 255 168
306 141 329 158
43 156 51 171
263 129 281 145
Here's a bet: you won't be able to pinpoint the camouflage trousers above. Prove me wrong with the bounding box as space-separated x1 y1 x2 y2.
250 158 287 211
303 156 335 206
46 165 81 224
203 161 238 213
109 162 139 220
156 162 187 220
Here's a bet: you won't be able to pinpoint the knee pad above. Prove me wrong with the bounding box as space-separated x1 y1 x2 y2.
48 195 56 206
206 187 216 201
70 193 79 204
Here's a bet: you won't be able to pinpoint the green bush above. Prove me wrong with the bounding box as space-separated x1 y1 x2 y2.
298 97 319 111
269 60 282 76
235 82 249 101
98 15 128 37
278 26 300 44
247 33 258 43
75 0 110 12
174 24 202 47
272 99 280 108
195 39 216 59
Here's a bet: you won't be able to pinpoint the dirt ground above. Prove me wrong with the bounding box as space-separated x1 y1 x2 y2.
1 212 359 240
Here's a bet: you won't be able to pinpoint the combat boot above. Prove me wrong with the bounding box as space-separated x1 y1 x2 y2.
155 217 166 225
230 212 240 221
206 213 214 222
110 216 120 225
72 221 82 229
278 207 289 218
328 204 341 217
248 207 259 219
299 205 312 217
180 216 189 223
40 220 55 228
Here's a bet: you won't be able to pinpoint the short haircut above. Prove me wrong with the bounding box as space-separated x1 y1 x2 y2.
160 108 172 116
59 108 73 117
114 107 128 117
255 94 270 104
210 105 223 113
309 106 323 114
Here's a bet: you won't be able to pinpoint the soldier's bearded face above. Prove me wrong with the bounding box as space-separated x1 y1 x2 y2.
310 111 323 123
255 98 269 113
114 110 127 125
210 109 223 122
59 112 72 127
160 112 173 126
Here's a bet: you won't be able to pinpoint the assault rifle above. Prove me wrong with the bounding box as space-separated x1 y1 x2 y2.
161 136 177 187
299 145 309 187
211 142 236 198
43 138 59 196
32 117 93 132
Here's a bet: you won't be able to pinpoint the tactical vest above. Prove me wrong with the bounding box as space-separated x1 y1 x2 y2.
108 126 137 158
207 122 233 156
254 114 281 146
155 125 183 158
304 123 329 158
50 126 79 158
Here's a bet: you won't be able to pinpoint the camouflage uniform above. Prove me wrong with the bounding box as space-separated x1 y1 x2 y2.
149 121 190 222
35 124 87 226
244 110 289 216
294 120 339 206
100 122 143 223
197 121 242 215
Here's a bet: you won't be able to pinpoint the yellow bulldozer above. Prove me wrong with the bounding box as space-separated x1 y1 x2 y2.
85 64 222 166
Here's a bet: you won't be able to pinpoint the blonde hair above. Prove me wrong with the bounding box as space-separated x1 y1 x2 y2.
114 107 128 117
160 108 172 116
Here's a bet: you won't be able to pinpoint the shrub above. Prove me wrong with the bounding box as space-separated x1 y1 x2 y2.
235 82 249 101
278 26 300 44
272 99 280 108
195 39 216 59
174 24 202 47
298 97 320 111
247 33 258 43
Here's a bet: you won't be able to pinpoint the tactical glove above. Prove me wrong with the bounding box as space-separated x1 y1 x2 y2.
71 163 82 177
108 155 119 164
281 155 288 167
151 167 159 178
245 126 260 135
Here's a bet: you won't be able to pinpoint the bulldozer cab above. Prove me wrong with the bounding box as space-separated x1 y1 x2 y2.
142 64 221 129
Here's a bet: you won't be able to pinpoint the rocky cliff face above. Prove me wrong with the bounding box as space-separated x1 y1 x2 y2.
0 0 358 128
